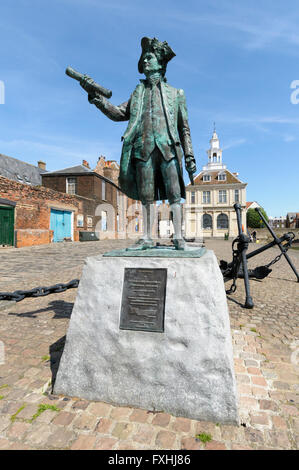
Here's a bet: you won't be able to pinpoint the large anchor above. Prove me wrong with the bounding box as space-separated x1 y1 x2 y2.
220 204 299 309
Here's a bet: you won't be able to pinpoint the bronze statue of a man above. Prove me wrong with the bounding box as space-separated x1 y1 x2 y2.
81 37 196 250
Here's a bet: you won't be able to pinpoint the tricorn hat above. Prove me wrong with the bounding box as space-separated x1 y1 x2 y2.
138 37 176 74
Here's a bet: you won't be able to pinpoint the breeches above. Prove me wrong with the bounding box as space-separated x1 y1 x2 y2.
134 147 181 205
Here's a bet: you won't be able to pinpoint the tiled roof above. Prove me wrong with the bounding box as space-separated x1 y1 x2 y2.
193 170 242 185
0 153 47 186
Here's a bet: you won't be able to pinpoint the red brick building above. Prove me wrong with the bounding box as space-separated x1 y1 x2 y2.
42 159 119 239
42 157 143 241
0 175 86 247
0 153 143 247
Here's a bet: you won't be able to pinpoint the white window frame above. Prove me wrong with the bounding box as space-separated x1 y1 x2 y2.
218 190 227 203
203 174 211 182
202 190 211 204
66 177 77 195
102 180 106 200
218 172 226 181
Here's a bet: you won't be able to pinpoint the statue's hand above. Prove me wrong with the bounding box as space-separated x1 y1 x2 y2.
185 155 196 174
88 93 101 105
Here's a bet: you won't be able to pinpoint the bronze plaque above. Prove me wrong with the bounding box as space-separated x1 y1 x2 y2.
119 268 167 333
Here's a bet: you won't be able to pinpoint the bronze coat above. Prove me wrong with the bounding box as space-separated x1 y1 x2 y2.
92 80 194 201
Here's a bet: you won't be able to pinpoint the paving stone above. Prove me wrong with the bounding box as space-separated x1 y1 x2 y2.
250 413 270 426
251 376 267 386
231 443 253 450
271 416 288 429
244 428 265 446
204 440 227 450
111 422 134 440
47 427 76 448
155 430 176 448
273 381 290 390
0 438 11 449
114 441 139 450
6 421 31 438
35 409 58 424
0 415 11 432
95 417 113 434
94 437 118 450
72 412 98 431
110 406 132 420
71 399 89 410
181 437 203 450
280 405 299 417
70 434 97 450
88 402 112 417
0 239 298 451
171 417 191 433
151 412 171 427
23 423 54 446
220 424 245 442
132 423 156 444
129 409 150 423
259 400 279 412
251 387 269 397
265 430 292 449
239 396 259 410
52 411 75 426
8 442 33 450
247 367 262 376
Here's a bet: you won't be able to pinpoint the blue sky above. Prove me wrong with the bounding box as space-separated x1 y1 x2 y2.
0 0 298 217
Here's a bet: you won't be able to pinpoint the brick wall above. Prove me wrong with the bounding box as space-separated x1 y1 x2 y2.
42 173 119 236
0 175 81 247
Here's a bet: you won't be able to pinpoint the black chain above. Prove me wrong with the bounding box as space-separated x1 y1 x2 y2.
0 279 80 302
225 238 241 295
264 239 293 269
224 233 295 295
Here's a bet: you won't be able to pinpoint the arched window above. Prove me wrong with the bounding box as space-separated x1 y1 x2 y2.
217 213 229 229
202 214 212 229
213 153 217 162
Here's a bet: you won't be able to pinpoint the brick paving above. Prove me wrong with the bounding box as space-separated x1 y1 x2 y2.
0 238 298 450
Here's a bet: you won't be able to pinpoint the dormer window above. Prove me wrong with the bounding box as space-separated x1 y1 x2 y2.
218 172 226 181
23 175 31 185
203 174 211 182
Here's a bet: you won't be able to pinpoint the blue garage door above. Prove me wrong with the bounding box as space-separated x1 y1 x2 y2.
50 209 72 242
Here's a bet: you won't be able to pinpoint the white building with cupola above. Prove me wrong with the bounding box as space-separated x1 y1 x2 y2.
184 130 247 239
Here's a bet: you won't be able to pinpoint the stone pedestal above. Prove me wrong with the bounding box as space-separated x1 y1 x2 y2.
54 250 239 424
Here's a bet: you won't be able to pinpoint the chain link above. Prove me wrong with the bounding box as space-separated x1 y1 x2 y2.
0 279 79 302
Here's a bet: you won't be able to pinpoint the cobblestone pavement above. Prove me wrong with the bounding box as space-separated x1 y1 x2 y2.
0 239 298 450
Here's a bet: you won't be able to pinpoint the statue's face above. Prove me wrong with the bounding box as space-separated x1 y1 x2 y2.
142 52 162 74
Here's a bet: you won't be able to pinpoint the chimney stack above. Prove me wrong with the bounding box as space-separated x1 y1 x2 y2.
82 160 90 168
38 161 46 171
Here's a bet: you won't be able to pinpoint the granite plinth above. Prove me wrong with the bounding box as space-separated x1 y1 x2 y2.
54 250 239 424
103 245 207 258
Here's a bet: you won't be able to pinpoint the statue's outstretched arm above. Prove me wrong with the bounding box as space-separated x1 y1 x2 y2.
88 94 130 122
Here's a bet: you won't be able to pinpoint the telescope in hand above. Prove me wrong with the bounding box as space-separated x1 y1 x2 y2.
65 66 112 99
